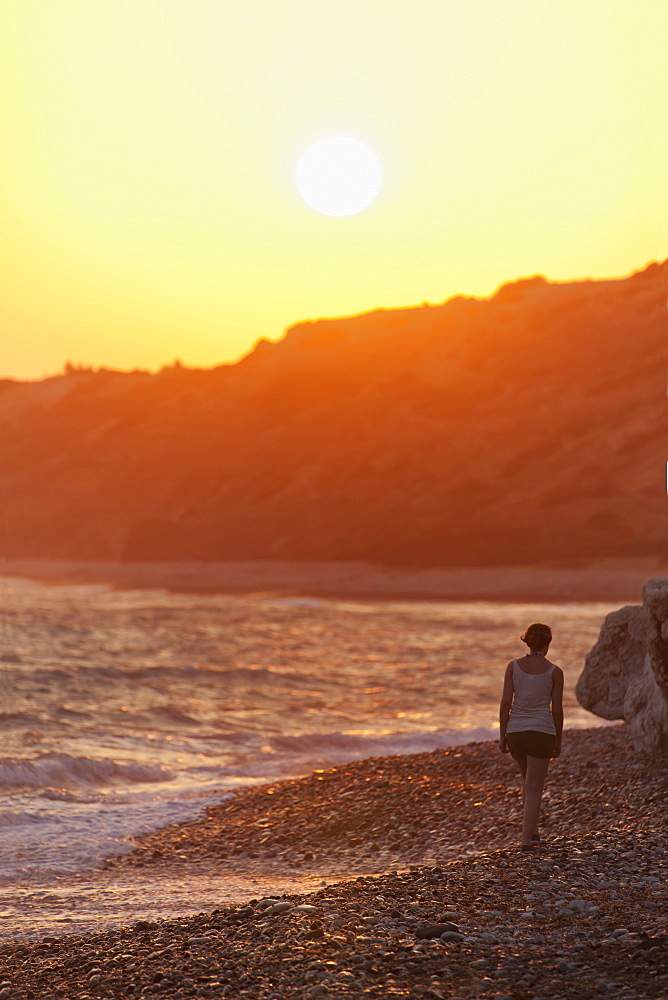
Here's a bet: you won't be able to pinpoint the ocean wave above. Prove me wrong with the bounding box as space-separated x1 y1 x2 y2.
0 753 173 791
268 597 325 607
126 664 326 686
0 809 52 827
0 711 44 729
149 705 200 726
267 726 497 759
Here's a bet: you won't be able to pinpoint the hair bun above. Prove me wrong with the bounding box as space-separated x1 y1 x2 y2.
521 622 552 647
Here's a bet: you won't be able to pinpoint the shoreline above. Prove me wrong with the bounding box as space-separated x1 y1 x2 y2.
1 556 664 603
111 727 663 884
1 727 667 997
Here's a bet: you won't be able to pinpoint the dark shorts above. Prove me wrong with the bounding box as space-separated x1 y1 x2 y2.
506 730 557 760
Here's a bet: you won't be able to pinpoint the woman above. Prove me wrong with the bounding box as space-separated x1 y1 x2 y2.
499 622 564 851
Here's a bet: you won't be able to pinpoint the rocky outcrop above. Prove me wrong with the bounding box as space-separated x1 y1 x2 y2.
574 605 646 720
576 578 668 753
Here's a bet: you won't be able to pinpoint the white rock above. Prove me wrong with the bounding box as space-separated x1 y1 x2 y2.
576 579 668 754
575 605 645 718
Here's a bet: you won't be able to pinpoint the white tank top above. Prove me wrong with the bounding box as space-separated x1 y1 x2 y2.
506 659 557 735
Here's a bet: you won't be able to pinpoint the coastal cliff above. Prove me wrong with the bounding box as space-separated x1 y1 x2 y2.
0 261 664 567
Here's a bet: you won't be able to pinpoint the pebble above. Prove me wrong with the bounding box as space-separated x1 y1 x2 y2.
0 726 666 1000
266 902 292 915
416 922 459 939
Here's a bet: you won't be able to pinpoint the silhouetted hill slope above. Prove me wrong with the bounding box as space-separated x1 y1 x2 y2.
0 262 664 566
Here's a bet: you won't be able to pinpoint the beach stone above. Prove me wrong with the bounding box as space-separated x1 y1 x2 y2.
440 931 465 942
576 578 668 754
266 902 292 915
416 923 459 939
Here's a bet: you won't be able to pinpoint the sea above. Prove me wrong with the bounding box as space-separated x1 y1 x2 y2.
0 575 617 939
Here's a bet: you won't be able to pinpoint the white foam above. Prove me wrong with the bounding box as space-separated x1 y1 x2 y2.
0 787 230 880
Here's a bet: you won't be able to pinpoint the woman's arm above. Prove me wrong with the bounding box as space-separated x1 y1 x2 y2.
499 662 514 753
551 666 564 756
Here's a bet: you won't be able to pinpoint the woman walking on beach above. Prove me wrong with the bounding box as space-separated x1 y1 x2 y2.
499 623 563 850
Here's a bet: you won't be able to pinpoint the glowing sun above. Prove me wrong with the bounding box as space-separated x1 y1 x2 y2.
296 136 382 217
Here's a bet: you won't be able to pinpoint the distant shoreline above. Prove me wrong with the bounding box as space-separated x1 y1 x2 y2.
0 556 663 604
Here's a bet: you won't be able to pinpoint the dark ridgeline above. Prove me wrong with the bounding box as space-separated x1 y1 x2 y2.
0 261 664 567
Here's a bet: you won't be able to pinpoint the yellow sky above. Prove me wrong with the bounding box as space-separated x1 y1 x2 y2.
1 0 666 379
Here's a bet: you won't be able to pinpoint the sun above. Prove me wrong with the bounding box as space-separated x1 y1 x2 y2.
296 136 382 217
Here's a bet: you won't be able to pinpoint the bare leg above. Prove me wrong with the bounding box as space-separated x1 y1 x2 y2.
521 756 549 846
513 756 539 839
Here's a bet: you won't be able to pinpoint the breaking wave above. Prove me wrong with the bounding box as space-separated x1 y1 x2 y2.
267 726 497 761
0 753 173 791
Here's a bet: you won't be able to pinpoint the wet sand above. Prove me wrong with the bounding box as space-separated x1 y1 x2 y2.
0 557 664 603
1 727 666 998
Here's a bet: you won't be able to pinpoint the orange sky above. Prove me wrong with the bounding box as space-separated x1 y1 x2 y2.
1 0 666 380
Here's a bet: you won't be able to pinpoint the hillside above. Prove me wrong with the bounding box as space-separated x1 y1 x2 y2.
0 261 664 567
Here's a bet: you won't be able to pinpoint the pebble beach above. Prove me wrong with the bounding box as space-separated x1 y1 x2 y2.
1 726 667 999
